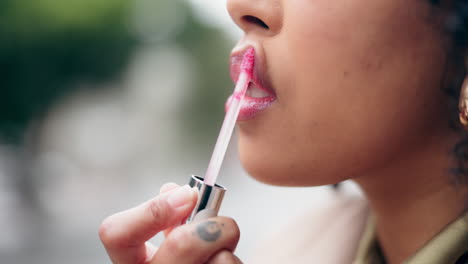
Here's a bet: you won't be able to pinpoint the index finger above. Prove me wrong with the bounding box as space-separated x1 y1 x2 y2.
99 185 198 264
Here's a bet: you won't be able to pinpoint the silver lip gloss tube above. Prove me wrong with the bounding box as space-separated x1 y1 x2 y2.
187 175 227 222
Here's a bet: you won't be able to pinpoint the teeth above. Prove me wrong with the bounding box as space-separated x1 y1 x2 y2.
246 82 270 98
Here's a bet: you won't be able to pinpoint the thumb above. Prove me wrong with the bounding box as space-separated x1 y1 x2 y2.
99 185 198 264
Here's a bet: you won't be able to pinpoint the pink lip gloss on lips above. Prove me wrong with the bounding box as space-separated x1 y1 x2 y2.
227 50 276 120
186 48 255 222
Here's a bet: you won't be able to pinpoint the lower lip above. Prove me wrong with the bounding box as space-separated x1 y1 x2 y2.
225 95 276 121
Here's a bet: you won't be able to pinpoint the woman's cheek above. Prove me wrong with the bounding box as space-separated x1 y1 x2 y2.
237 115 354 186
236 0 447 186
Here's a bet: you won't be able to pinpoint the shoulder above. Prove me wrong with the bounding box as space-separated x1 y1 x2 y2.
248 194 370 264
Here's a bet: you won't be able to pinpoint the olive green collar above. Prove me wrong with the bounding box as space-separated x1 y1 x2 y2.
353 213 468 264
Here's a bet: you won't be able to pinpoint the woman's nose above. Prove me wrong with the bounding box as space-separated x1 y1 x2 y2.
227 0 282 36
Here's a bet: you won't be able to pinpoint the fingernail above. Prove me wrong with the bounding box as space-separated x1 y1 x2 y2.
191 186 199 197
167 185 192 208
159 182 178 194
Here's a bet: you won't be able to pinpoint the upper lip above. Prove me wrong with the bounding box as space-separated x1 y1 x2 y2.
229 47 276 97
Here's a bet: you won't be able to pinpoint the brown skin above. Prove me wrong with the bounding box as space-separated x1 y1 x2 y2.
100 0 467 263
228 0 466 263
230 0 450 186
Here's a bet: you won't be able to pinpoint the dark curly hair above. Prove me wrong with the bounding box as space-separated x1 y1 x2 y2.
427 0 468 215
436 0 468 189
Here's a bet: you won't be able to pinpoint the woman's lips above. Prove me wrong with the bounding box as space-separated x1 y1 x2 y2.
228 48 276 120
226 82 276 121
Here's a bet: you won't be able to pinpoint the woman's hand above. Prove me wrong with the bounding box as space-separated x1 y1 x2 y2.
99 183 242 264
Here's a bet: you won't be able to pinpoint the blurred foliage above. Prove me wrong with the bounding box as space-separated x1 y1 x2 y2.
0 0 232 146
176 13 233 144
0 0 136 143
134 0 233 144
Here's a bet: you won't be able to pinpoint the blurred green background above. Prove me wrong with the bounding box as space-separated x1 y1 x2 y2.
0 1 236 262
0 0 231 144
0 1 334 263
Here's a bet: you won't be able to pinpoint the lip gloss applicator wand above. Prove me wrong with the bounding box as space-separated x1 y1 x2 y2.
187 48 255 222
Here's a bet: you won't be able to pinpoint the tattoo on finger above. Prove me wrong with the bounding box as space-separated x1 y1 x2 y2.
195 221 222 242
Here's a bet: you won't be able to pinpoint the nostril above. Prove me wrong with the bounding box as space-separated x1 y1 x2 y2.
242 15 269 30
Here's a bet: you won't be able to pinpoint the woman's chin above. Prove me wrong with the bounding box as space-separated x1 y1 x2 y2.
239 151 345 187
